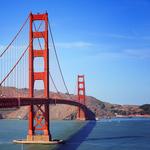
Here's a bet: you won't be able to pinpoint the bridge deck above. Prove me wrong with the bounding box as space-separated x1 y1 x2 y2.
0 97 80 108
0 97 96 120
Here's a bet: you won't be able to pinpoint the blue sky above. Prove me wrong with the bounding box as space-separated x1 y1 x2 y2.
0 0 150 105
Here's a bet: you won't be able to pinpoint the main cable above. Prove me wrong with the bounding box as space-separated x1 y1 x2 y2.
33 21 61 95
0 15 29 57
49 72 59 94
0 19 44 86
48 19 70 95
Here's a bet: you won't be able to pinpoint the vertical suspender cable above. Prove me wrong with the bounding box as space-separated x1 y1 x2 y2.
48 20 70 94
0 15 29 57
48 19 74 100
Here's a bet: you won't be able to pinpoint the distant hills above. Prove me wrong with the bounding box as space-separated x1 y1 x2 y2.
0 87 149 120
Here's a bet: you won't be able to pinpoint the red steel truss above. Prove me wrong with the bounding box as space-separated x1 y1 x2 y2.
77 75 86 120
27 12 51 141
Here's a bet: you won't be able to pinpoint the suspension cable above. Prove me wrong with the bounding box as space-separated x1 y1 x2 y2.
0 19 44 86
33 21 61 95
32 17 73 100
33 22 43 50
0 47 28 86
49 72 60 93
48 19 70 95
0 15 29 57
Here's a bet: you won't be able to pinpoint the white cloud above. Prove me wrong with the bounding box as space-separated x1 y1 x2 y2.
87 48 150 61
124 49 150 59
55 41 94 49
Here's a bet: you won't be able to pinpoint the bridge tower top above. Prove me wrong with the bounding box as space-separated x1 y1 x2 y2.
29 12 49 98
28 12 51 141
77 75 85 104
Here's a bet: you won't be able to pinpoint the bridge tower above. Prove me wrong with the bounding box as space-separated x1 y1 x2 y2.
77 75 86 120
27 12 51 141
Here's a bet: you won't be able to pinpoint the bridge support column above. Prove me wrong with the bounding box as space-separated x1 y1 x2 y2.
26 12 52 142
14 12 64 144
77 75 86 120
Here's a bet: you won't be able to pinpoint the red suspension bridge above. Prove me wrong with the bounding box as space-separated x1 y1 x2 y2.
0 12 95 144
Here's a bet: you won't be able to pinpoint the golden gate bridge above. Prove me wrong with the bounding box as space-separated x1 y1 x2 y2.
0 12 95 144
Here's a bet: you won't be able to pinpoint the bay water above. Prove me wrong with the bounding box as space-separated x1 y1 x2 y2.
0 118 150 150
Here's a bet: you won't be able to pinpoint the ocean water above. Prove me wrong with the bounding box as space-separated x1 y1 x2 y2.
0 118 150 150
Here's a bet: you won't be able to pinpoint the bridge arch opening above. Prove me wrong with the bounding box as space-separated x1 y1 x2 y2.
34 57 44 72
32 20 45 32
33 80 44 97
33 38 45 50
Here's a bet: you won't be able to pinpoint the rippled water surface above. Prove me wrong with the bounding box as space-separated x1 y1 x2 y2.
0 118 150 150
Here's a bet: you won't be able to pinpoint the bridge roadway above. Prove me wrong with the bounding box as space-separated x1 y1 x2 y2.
0 97 96 120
